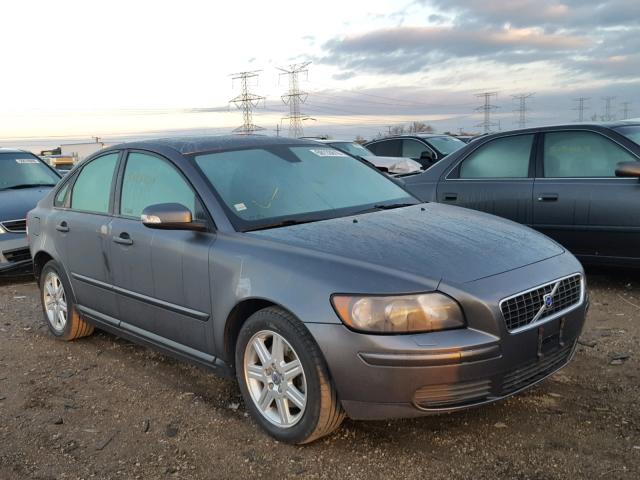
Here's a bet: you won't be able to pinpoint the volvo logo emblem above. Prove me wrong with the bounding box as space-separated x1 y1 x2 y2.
543 293 554 307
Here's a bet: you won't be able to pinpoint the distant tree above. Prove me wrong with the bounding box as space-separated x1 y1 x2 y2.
354 135 366 144
407 121 434 133
389 125 406 135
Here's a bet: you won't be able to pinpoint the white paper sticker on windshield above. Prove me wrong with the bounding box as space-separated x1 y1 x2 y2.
309 148 348 157
234 203 247 212
16 158 40 164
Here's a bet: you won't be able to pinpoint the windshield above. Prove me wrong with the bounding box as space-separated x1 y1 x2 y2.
0 152 60 190
194 145 415 231
614 125 640 146
424 136 466 156
329 142 372 157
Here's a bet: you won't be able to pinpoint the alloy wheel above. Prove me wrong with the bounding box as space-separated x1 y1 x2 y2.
243 330 307 428
43 271 68 333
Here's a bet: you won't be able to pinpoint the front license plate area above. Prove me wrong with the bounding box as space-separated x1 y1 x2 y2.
537 317 567 358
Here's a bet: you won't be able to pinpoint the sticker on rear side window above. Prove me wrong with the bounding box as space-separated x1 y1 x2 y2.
16 158 40 164
309 149 348 157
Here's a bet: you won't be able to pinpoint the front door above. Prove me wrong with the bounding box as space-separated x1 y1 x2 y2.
533 130 640 261
64 152 120 318
109 151 215 354
437 133 536 225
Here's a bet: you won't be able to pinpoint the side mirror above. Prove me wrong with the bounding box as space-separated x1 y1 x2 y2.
615 161 640 178
141 203 207 231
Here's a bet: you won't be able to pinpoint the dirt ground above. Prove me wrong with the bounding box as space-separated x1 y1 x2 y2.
0 269 638 480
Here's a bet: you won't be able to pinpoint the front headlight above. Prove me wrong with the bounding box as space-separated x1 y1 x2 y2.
0 224 5 234
331 292 465 333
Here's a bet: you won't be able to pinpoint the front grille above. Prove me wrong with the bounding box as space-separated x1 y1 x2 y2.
501 342 574 395
500 274 582 332
3 247 31 263
414 379 492 408
0 219 27 233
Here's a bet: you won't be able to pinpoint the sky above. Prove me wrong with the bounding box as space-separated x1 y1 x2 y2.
1 0 639 150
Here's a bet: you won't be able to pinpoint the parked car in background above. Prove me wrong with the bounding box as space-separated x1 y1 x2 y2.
404 122 640 267
0 148 60 275
310 139 423 175
29 135 587 444
365 134 466 169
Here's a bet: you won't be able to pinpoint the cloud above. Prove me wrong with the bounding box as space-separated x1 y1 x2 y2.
421 0 640 29
320 25 589 74
319 1 640 82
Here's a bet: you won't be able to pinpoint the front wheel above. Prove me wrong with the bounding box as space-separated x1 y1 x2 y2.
235 307 345 444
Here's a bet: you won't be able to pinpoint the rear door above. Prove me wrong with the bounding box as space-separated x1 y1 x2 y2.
63 152 120 318
109 150 215 354
436 133 536 225
533 129 640 261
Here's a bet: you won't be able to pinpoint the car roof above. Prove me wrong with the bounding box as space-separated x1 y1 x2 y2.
474 121 640 141
0 148 30 154
108 134 317 155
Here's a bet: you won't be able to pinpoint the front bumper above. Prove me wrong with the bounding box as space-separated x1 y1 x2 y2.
0 234 32 275
308 286 587 420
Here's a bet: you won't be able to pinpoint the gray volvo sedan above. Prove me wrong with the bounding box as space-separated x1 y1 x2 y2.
27 136 588 444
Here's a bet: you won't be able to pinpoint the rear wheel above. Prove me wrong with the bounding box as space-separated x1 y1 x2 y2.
235 307 345 444
40 260 94 341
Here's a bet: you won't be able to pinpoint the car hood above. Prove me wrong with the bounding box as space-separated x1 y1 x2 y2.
249 203 564 284
0 187 53 221
361 155 423 174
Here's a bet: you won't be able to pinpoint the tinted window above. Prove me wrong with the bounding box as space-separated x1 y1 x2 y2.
0 152 59 190
543 131 638 178
120 152 196 218
195 146 414 230
459 134 533 178
368 140 401 157
71 153 118 213
402 139 431 159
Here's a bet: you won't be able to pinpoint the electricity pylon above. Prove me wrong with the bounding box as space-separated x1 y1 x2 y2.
278 62 312 138
229 70 265 134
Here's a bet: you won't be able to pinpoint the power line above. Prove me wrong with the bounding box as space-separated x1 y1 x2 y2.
512 93 534 129
572 97 590 122
475 92 499 133
278 62 312 138
621 101 632 120
229 70 265 134
602 96 616 122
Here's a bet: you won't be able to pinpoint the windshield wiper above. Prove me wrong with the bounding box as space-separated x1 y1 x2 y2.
2 183 57 190
372 202 418 210
244 218 321 232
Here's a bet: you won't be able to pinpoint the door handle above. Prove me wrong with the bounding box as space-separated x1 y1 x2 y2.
55 221 69 233
537 194 559 202
112 232 133 246
443 193 458 201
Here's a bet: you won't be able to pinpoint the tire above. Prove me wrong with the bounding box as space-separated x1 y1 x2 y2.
40 260 94 341
235 307 345 444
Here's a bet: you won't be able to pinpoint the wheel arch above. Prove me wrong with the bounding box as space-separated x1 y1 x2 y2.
32 250 55 281
223 298 302 369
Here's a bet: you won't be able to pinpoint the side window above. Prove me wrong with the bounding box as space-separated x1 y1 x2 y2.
543 131 638 178
402 139 430 159
54 182 70 207
120 152 198 219
71 153 119 213
369 140 401 157
459 134 533 179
